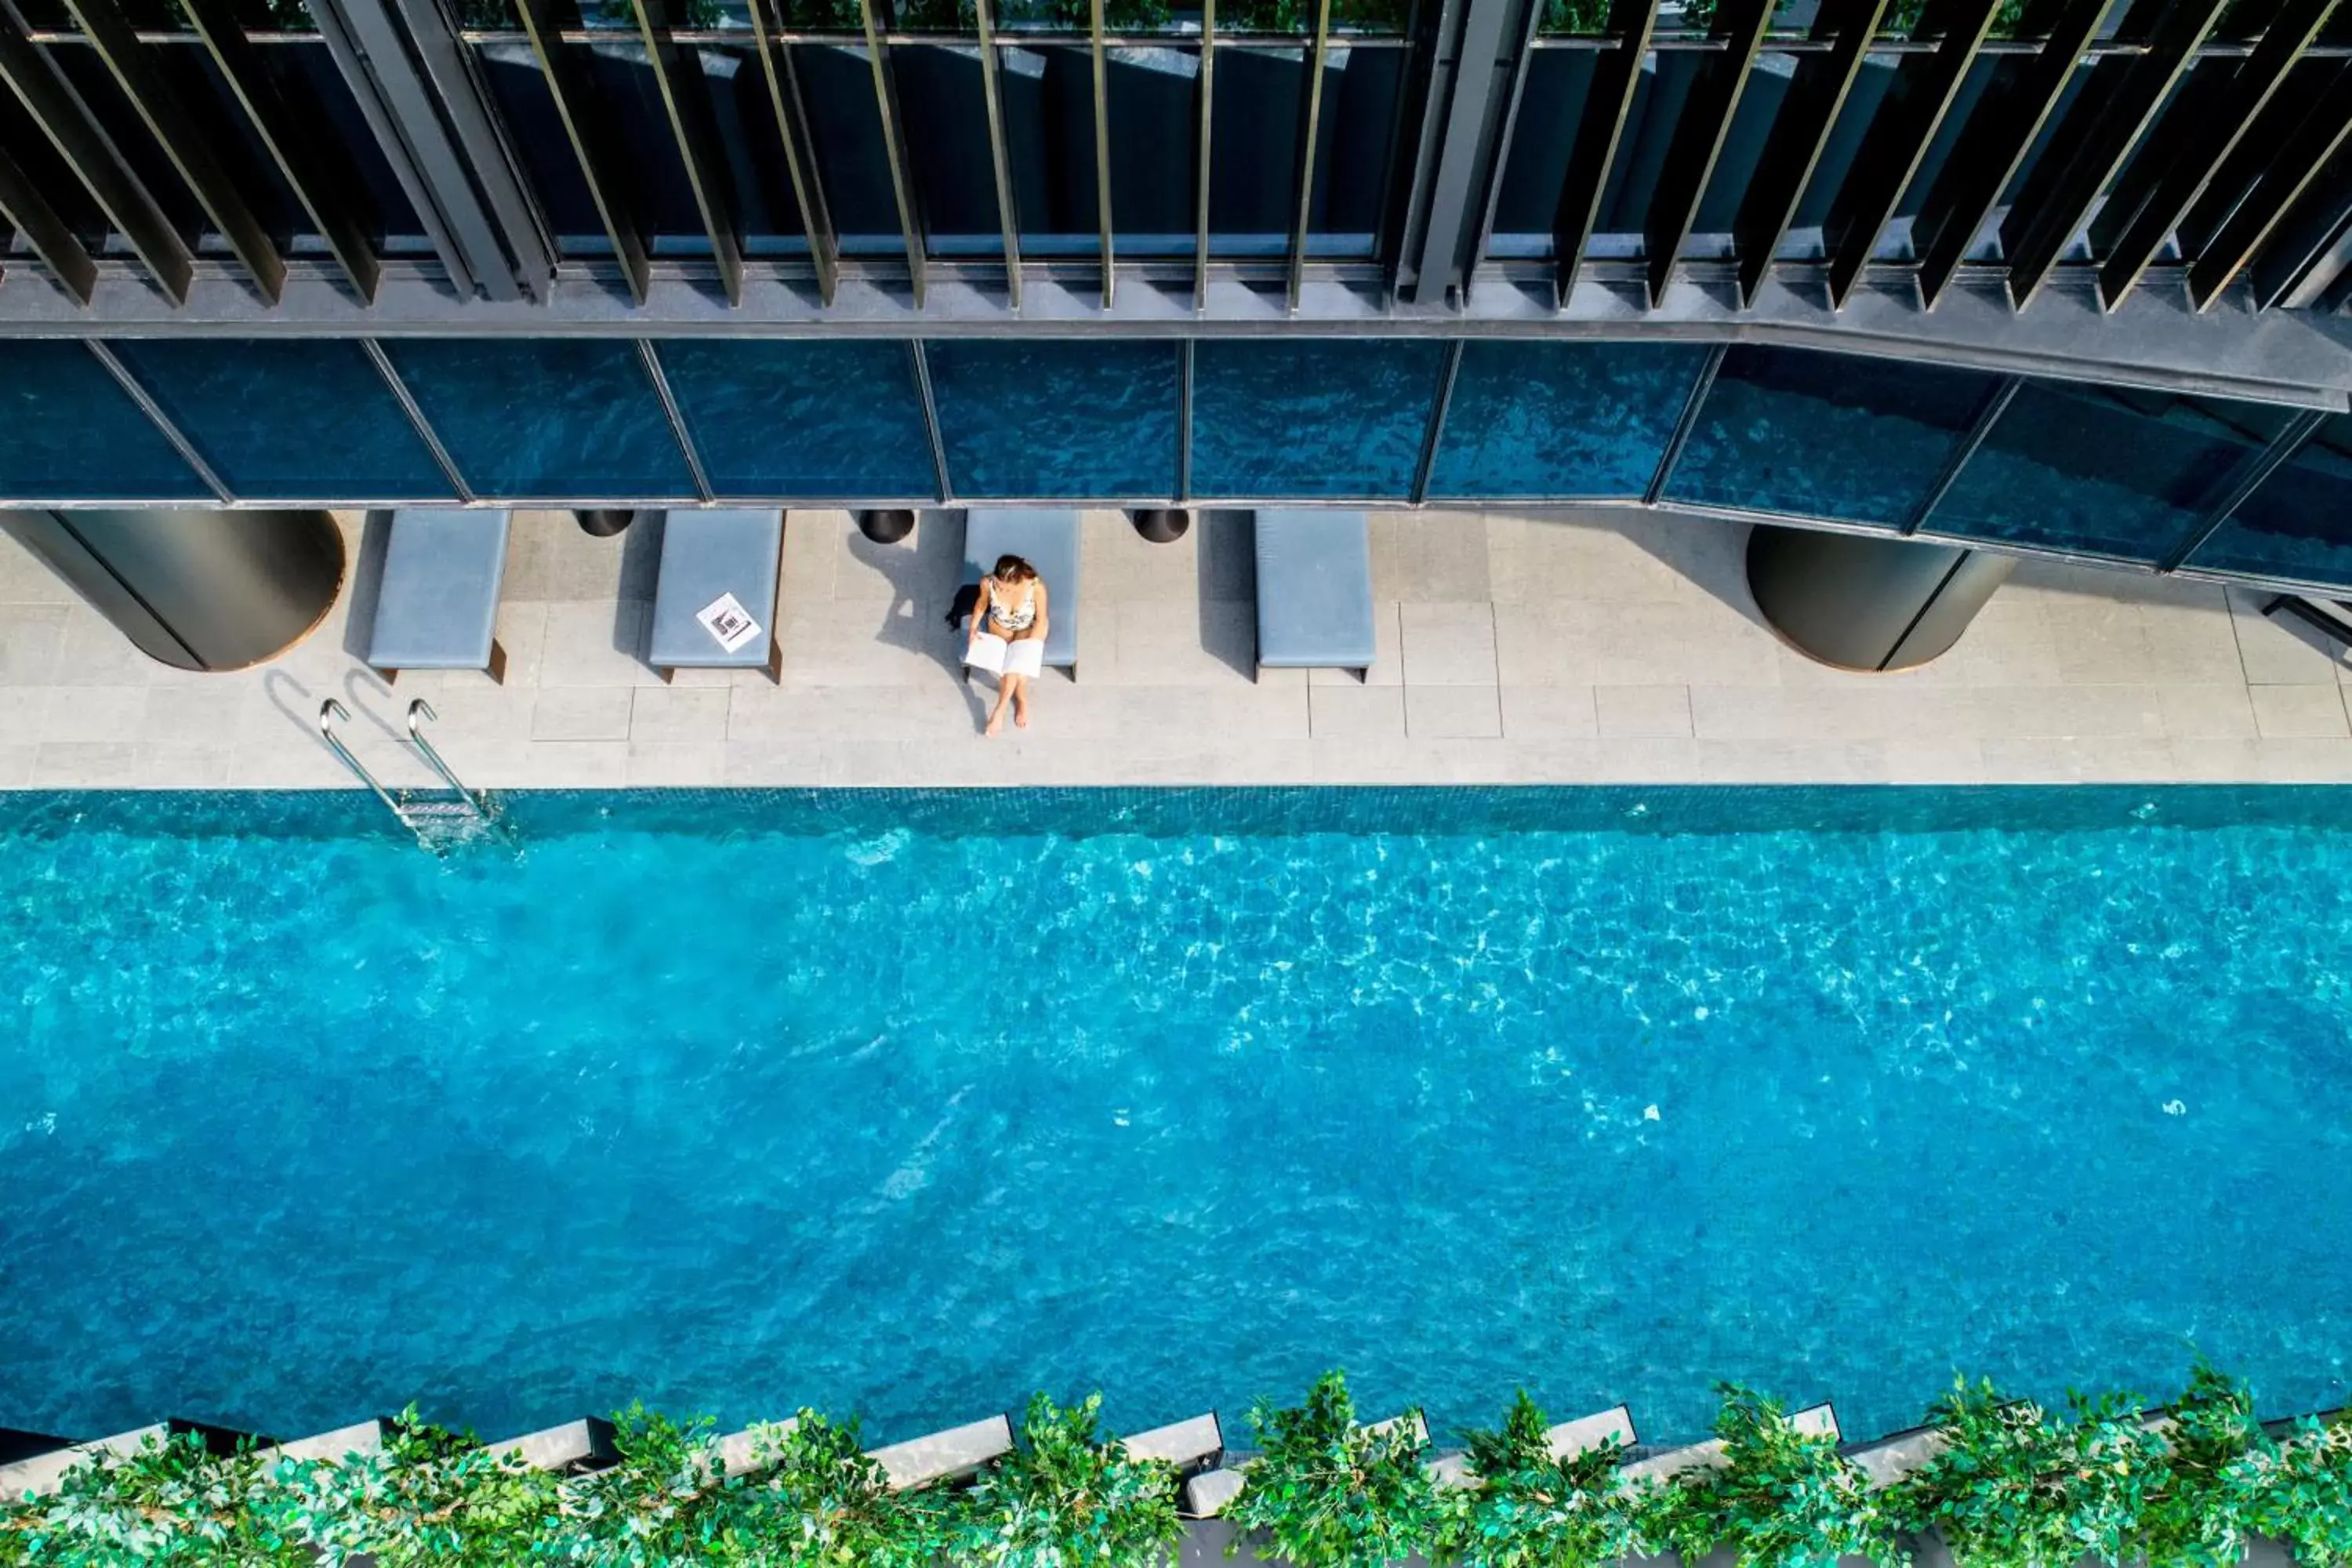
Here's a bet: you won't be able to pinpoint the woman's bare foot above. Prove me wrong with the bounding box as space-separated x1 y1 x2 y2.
1013 689 1030 729
984 702 1007 737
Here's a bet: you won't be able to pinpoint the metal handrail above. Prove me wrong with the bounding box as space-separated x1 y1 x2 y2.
405 699 489 820
318 699 404 821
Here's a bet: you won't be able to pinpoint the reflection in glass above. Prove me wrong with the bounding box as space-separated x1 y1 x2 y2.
379 339 696 499
1001 45 1101 252
1665 346 1997 528
654 340 938 499
1487 49 1595 256
111 340 453 501
1430 340 1708 499
1305 47 1406 256
2188 414 2352 586
895 47 1004 254
1191 339 1443 498
1922 383 2292 564
797 44 910 252
0 342 209 502
1209 49 1304 254
927 340 1179 497
1106 47 1200 252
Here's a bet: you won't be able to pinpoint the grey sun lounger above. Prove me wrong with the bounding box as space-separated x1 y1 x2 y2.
367 509 512 684
962 508 1081 680
647 509 786 683
1254 508 1375 682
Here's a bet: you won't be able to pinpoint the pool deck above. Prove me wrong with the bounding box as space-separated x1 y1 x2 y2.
2 506 2350 790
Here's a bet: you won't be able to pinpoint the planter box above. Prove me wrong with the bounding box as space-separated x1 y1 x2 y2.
1621 1402 1837 1483
485 1417 619 1475
0 1419 250 1497
870 1414 1013 1490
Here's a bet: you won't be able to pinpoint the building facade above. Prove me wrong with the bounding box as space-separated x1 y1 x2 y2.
3 0 2352 600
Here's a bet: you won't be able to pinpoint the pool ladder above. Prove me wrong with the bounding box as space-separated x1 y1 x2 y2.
318 699 498 849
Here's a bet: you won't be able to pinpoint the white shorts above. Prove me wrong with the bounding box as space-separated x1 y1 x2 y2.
967 631 1044 680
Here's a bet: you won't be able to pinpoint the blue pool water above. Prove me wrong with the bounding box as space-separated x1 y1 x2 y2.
2 787 2349 1450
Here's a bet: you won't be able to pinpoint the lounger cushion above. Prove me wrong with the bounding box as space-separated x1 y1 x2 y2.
368 509 510 670
961 508 1079 669
1255 509 1375 669
648 509 784 670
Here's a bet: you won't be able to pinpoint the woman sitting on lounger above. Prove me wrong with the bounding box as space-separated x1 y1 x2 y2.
967 554 1051 735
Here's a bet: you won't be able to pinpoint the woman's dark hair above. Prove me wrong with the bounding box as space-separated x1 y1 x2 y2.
992 554 1038 583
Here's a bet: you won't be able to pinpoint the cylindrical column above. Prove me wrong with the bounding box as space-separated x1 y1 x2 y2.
2 509 346 672
1746 523 2016 672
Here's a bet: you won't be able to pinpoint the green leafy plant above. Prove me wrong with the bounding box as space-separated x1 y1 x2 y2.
1895 1377 2169 1568
1225 1371 1440 1567
536 1405 766 1566
750 1409 947 1567
281 1408 563 1566
2140 1365 2270 1568
0 1428 293 1566
1651 1384 1889 1568
2245 1413 2352 1568
1439 1391 1648 1568
954 1392 1182 1566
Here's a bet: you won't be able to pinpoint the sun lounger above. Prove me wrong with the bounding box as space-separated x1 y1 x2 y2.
961 508 1080 680
1254 509 1374 682
647 509 785 683
367 509 511 684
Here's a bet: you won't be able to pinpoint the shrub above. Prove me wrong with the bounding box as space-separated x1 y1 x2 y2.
1225 1370 1441 1567
2246 1413 2352 1567
540 1404 766 1566
954 1392 1181 1566
739 1410 948 1568
281 1408 562 1566
1652 1383 1888 1568
0 1427 289 1566
1440 1390 1647 1568
2141 1365 2270 1568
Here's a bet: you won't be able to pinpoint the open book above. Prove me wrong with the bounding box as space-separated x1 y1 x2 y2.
966 632 1044 679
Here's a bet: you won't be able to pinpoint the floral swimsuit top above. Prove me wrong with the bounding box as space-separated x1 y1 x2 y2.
986 579 1038 634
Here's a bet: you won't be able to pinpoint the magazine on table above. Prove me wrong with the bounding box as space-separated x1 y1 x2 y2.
696 593 762 653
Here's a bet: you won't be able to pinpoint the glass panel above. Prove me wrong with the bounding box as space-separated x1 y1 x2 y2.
1190 339 1443 499
1664 346 1998 528
1001 45 1100 253
378 339 696 500
895 45 1006 255
926 340 1179 498
109 340 453 501
275 41 426 240
476 45 611 247
2187 413 2352 586
1429 339 1708 499
1304 46 1405 256
0 342 209 501
1693 53 1799 242
1595 52 1690 244
704 47 814 247
652 339 938 499
583 46 713 241
1209 48 1304 255
1488 49 1595 256
1788 53 1898 244
797 44 908 252
1106 46 1200 253
1920 383 2294 564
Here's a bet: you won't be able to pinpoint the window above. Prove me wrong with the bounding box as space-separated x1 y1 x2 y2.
1921 382 2294 564
377 339 696 499
109 339 453 501
0 341 209 502
927 340 1178 498
1664 346 1998 528
652 339 938 499
1429 339 1708 499
2185 413 2352 587
1190 339 1443 499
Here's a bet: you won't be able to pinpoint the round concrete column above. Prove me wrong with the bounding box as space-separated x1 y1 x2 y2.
1746 523 2016 672
3 510 345 672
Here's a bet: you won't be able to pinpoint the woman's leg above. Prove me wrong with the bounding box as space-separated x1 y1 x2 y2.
984 673 1011 735
1009 672 1032 728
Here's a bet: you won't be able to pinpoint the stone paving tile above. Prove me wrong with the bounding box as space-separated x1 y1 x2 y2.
5 507 2349 789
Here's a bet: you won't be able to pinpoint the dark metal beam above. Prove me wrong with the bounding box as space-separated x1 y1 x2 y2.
1090 0 1114 309
1731 0 1889 309
2161 406 2326 569
1412 336 1463 503
633 0 745 307
0 0 192 303
1645 341 1725 502
1287 0 1334 314
0 144 95 303
1177 335 1194 497
1901 374 2017 532
638 340 713 502
1823 0 2002 310
1550 0 1660 307
2187 60 2352 309
60 0 285 302
1193 0 1214 310
745 0 838 304
1914 0 2113 310
1457 0 1547 303
516 0 649 305
2095 0 2335 309
858 0 926 307
2002 0 2229 311
181 0 379 302
1642 0 1771 306
971 0 1023 310
360 336 473 501
2252 158 2352 309
908 339 950 499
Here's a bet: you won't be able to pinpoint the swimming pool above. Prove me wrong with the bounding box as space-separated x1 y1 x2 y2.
1 787 2347 1450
